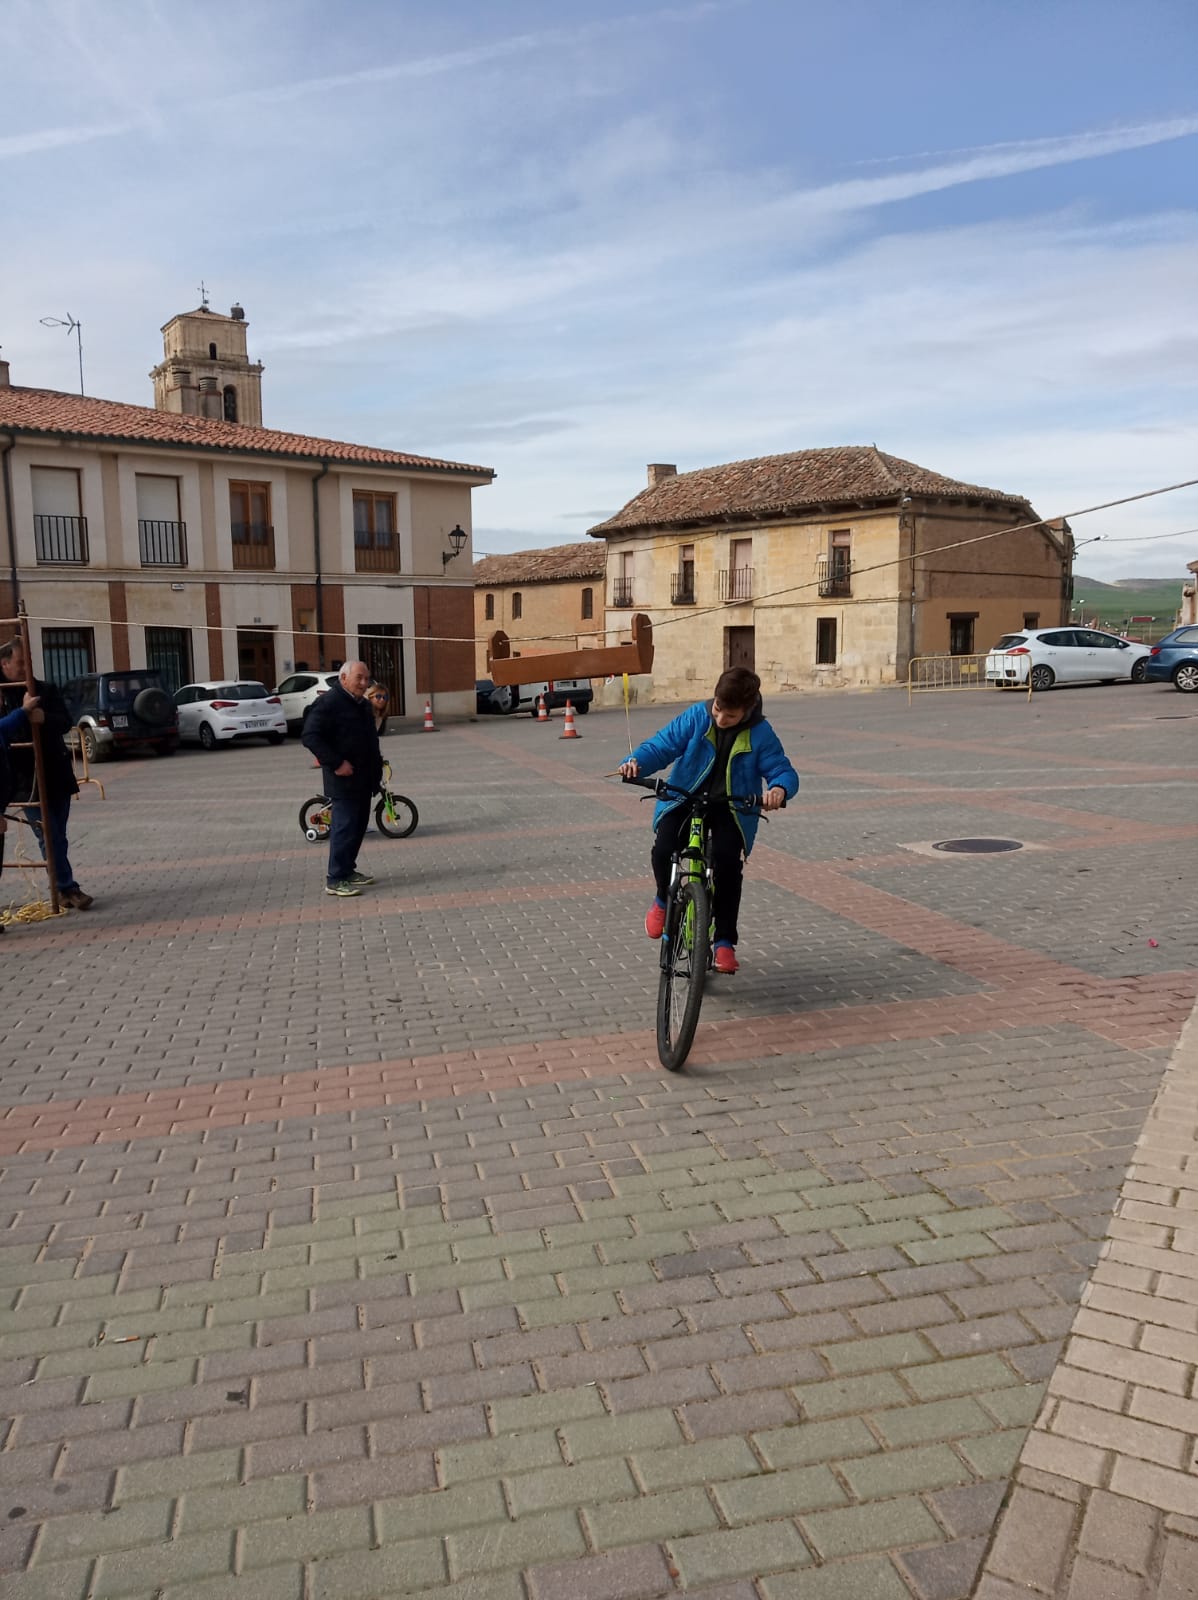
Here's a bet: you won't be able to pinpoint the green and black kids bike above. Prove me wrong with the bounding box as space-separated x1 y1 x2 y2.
299 760 419 843
623 775 777 1072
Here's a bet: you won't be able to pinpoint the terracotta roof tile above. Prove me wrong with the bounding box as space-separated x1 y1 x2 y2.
0 386 492 477
473 543 606 585
588 446 1029 535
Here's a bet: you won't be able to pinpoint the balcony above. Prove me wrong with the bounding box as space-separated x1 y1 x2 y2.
817 556 852 598
34 514 88 565
354 539 401 574
670 571 696 605
612 577 635 608
718 566 753 602
139 519 188 567
231 522 275 570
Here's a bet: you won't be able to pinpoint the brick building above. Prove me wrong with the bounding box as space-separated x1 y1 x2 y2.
0 307 492 717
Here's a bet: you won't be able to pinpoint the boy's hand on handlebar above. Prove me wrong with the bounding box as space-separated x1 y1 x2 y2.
762 786 787 812
620 758 639 778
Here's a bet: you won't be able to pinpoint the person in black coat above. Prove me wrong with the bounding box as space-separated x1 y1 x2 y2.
0 638 92 909
300 660 384 896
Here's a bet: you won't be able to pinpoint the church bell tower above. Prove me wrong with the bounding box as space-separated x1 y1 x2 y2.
151 295 264 426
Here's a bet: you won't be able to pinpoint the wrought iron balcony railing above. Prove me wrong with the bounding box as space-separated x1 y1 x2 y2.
717 566 753 602
670 571 696 605
139 519 188 567
34 514 88 565
818 556 852 598
612 577 635 608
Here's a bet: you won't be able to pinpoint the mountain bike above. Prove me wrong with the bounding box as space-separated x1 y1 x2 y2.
622 775 771 1072
299 760 419 842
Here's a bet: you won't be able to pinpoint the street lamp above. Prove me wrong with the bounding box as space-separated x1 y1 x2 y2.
39 314 84 396
442 524 467 566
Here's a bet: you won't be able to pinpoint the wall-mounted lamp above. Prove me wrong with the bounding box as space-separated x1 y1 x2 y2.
442 525 468 566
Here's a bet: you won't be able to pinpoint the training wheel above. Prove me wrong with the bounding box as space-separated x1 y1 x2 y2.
305 828 320 841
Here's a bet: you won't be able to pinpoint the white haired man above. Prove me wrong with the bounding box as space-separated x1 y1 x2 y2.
300 660 383 896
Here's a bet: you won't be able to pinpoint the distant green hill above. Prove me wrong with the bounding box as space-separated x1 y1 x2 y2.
1072 575 1180 633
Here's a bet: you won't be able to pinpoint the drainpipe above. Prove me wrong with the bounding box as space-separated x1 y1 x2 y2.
311 461 330 668
1 434 17 615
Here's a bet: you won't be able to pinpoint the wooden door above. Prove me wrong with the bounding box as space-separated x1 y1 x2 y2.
724 626 755 672
236 628 277 687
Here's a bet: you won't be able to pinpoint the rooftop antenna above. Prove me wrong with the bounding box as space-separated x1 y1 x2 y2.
197 280 210 309
39 314 84 396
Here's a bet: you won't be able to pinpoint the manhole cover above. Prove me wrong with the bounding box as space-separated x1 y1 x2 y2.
932 838 1024 854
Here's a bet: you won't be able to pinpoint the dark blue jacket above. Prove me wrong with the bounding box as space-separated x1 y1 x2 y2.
301 682 383 798
0 679 78 804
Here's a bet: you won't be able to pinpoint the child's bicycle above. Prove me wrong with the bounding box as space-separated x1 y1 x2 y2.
623 775 776 1072
299 761 419 842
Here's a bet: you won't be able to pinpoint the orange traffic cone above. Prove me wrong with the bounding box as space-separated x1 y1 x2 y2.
536 694 549 723
559 700 581 739
422 699 437 732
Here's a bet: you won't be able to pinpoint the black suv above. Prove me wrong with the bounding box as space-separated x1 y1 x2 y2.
62 670 180 761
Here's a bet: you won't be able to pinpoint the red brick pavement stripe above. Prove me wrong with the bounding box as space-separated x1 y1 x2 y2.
2 967 1193 1156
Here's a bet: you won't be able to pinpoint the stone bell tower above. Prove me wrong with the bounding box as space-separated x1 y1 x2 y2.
150 298 264 426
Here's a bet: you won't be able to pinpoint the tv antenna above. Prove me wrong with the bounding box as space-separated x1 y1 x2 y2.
197 280 210 309
39 314 84 396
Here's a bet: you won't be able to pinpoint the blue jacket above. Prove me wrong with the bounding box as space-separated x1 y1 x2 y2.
629 699 799 854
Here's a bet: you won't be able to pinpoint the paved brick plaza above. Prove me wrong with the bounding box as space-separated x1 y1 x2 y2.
1 680 1195 1599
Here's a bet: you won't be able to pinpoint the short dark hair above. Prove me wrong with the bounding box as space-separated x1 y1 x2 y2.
0 638 21 663
714 667 760 709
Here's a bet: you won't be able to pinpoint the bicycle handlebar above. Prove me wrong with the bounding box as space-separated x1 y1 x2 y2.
621 774 784 811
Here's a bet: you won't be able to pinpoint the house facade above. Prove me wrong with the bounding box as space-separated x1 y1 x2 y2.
473 542 606 677
0 306 492 716
589 449 1071 700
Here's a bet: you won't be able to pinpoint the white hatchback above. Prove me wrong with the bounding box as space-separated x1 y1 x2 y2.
273 671 340 733
174 681 288 750
985 627 1153 692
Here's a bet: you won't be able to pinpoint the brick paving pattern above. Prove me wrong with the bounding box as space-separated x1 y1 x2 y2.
0 681 1194 1598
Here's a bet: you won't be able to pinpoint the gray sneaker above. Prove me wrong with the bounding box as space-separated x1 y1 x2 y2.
347 871 375 886
325 880 362 897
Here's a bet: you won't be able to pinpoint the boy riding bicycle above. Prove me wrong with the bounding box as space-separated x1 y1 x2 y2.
620 667 799 974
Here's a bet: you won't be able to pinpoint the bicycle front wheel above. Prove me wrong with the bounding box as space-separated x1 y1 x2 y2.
299 797 332 841
375 792 419 838
656 879 710 1072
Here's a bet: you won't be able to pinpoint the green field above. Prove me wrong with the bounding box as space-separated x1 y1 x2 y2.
1071 575 1181 638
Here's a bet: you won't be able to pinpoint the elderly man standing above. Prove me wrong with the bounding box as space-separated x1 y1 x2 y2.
301 660 384 897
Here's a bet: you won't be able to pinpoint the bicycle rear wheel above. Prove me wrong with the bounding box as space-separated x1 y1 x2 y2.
656 879 710 1071
299 797 332 841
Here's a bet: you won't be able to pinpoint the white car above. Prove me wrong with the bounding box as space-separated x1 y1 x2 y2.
273 671 339 733
174 680 288 750
985 627 1153 692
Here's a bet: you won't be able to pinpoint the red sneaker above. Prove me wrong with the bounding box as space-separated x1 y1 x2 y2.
713 945 739 975
645 901 666 940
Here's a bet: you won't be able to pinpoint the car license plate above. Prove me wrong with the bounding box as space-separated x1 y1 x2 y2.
113 715 128 727
245 719 268 729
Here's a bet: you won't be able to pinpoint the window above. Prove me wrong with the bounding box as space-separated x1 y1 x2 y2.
144 627 193 695
512 592 523 620
222 386 238 423
948 615 976 655
208 342 218 359
485 593 495 621
136 474 186 566
1023 613 1039 629
672 544 695 604
353 490 399 571
721 539 753 601
229 481 274 569
31 466 87 564
42 627 95 686
816 617 838 665
819 530 852 597
613 551 635 607
581 587 593 620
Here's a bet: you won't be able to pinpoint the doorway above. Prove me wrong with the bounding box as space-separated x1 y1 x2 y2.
724 626 755 672
236 627 277 687
358 623 405 716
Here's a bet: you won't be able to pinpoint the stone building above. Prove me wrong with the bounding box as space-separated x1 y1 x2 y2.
589 448 1071 700
473 542 606 677
0 308 492 717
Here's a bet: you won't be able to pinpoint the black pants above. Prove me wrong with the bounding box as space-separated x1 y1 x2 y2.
326 788 372 885
652 805 745 947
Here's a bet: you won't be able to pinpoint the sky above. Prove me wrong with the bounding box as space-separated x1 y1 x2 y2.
2 0 1196 581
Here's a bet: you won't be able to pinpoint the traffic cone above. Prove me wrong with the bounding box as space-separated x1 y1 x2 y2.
422 699 437 732
536 694 549 723
559 700 581 739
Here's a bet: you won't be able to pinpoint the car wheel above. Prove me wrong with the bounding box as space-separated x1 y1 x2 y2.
574 701 590 715
1029 664 1055 692
1131 659 1148 684
198 722 219 751
81 724 109 763
266 732 285 745
153 739 179 757
1174 663 1198 694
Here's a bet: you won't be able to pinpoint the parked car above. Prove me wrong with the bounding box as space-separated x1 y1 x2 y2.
475 677 593 715
985 627 1153 691
274 671 340 732
62 670 179 761
1142 625 1198 693
174 681 287 749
